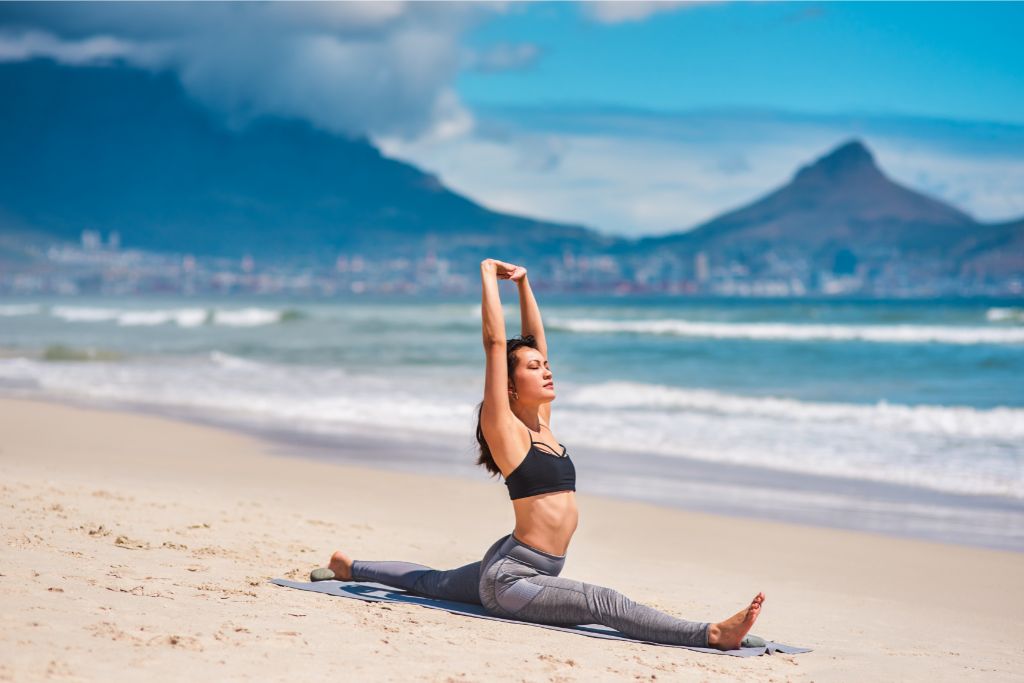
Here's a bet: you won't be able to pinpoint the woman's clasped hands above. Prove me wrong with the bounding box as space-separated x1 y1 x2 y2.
481 258 527 282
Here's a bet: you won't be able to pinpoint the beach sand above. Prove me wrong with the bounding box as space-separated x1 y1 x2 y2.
1 396 1021 682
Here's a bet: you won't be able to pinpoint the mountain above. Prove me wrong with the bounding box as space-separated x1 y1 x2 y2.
632 139 1021 280
0 58 1018 290
950 217 1024 280
0 59 617 265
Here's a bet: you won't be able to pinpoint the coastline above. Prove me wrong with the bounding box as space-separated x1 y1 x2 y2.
2 395 1023 681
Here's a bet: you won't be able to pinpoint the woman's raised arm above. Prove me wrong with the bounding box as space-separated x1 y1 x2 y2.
480 259 508 347
516 271 547 360
515 267 553 425
480 259 517 436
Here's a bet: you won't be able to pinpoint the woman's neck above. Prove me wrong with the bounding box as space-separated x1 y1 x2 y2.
510 404 543 432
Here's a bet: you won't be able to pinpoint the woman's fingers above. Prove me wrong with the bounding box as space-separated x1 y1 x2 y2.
484 259 526 280
495 261 518 278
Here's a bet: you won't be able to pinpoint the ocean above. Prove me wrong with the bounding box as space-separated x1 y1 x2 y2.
2 294 1022 550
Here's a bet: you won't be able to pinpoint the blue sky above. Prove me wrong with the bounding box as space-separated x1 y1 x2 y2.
1 1 1022 237
458 2 1024 124
378 1 1024 236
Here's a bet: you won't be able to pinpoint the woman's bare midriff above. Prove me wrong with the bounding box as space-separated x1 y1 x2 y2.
512 491 578 556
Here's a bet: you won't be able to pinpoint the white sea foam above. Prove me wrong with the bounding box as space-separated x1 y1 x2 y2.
209 350 271 371
987 307 1024 323
554 403 1024 499
564 381 1024 440
549 317 1024 345
118 308 208 327
46 305 283 328
51 306 122 323
210 308 282 327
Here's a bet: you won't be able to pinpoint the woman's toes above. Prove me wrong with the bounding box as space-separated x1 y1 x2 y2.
327 550 353 580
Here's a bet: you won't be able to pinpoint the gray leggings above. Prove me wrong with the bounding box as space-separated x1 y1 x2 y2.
350 532 710 648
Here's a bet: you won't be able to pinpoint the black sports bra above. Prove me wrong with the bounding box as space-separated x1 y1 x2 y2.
504 426 576 500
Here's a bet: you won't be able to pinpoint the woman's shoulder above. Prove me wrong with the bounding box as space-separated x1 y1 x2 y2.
481 413 531 474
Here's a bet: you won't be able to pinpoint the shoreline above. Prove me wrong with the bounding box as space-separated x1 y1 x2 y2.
3 395 1024 681
3 387 1021 553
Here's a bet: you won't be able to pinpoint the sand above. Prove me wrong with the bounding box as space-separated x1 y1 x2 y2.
1 396 1022 682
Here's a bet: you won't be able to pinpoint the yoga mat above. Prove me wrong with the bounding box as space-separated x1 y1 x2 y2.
271 578 812 658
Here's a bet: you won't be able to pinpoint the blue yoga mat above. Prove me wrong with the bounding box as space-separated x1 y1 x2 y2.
271 578 812 658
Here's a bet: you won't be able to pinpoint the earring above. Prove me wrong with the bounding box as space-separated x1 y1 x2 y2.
511 391 518 400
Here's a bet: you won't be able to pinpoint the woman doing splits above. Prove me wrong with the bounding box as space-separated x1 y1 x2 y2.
311 259 765 650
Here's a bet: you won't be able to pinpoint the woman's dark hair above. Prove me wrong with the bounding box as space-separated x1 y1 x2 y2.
475 334 538 478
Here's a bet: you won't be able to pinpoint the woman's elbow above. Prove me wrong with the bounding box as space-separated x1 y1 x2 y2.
482 335 506 348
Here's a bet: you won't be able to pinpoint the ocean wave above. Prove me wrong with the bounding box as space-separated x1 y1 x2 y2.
564 381 1024 440
209 350 270 371
47 305 294 328
211 307 288 327
50 305 122 323
548 317 1024 345
987 307 1024 323
118 308 209 327
0 303 43 316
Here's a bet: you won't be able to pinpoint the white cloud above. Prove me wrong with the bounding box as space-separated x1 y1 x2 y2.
874 142 1024 222
461 41 543 73
375 108 1024 237
581 1 716 25
0 28 166 66
0 2 505 139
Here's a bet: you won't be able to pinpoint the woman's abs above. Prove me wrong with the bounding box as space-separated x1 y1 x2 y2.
512 491 578 556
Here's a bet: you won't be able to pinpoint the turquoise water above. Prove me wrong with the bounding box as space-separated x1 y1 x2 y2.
1 294 1022 547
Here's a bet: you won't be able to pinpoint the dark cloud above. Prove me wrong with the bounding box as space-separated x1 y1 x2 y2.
0 1 509 139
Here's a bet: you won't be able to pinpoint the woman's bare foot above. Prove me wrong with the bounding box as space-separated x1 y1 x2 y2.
707 592 765 650
326 549 354 580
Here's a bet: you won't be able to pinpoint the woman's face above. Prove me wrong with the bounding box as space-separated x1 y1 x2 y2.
510 348 555 404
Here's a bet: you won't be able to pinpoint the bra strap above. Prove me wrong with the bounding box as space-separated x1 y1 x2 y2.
527 423 559 451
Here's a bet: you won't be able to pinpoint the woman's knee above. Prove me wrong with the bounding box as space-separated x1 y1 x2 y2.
478 579 508 617
494 576 544 616
479 558 545 618
581 582 635 618
478 562 503 615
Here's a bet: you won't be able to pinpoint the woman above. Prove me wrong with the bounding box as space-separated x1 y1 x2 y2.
311 259 765 650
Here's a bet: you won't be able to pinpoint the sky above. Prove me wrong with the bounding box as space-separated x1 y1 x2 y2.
1 1 1023 237
459 2 1024 122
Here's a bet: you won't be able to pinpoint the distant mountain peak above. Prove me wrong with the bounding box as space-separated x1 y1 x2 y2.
792 138 884 186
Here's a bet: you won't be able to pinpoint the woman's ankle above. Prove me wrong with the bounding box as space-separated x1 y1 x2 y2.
706 623 722 647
